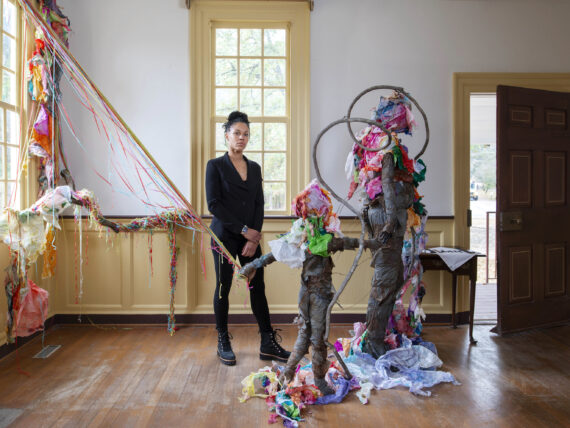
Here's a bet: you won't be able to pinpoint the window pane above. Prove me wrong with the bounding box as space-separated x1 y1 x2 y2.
245 151 261 167
0 182 5 208
7 181 18 208
239 59 261 86
2 70 16 104
264 123 286 151
240 29 261 56
215 58 237 86
264 29 286 56
215 122 226 151
6 110 18 144
264 59 286 87
264 182 286 211
0 146 4 179
264 152 286 180
216 28 237 56
3 0 17 36
0 108 4 142
240 88 261 116
248 122 262 151
215 151 225 159
215 88 237 116
264 89 286 116
6 146 17 179
3 34 16 71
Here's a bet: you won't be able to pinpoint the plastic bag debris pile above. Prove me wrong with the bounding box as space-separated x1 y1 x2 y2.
240 323 459 425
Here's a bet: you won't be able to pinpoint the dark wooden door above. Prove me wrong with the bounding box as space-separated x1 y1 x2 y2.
496 85 570 334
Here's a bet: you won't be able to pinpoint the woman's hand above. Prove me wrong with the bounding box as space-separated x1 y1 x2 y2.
241 240 259 258
243 228 262 244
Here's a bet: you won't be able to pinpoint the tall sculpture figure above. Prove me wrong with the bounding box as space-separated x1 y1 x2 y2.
363 152 415 357
313 87 429 360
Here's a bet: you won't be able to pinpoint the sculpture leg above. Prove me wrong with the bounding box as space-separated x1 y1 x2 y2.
280 285 311 384
365 238 404 359
308 287 335 395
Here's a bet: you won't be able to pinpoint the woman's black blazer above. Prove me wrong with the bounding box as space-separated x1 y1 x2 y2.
205 152 264 241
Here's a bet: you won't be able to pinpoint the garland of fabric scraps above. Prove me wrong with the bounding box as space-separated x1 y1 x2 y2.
2 0 238 342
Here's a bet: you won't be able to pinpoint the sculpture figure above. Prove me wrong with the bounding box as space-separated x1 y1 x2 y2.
344 90 427 358
239 181 360 395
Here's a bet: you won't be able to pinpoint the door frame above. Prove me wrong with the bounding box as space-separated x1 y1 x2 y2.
453 73 570 250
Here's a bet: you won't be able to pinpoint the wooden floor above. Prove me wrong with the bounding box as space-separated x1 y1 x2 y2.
0 323 569 428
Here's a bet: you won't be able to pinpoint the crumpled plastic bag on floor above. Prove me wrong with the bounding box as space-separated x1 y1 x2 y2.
239 368 280 402
373 337 460 396
343 335 459 397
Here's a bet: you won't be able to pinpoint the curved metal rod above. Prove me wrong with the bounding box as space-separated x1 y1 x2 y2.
346 85 430 160
313 117 388 218
344 109 392 153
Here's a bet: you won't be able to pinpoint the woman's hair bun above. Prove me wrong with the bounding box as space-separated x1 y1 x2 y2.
223 110 250 132
228 111 248 122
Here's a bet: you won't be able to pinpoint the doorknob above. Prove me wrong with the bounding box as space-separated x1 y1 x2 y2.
500 211 523 231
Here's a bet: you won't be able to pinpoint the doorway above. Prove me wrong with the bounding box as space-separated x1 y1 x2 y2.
454 73 570 331
469 94 497 323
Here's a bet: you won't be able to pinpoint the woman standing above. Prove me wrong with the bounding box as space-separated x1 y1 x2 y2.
205 111 290 366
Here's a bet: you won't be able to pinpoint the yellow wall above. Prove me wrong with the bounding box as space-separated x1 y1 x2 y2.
42 217 457 319
0 216 457 346
0 247 8 345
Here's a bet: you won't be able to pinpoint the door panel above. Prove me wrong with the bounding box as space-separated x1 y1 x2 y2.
545 152 565 205
544 244 565 297
496 85 570 334
510 152 532 205
509 246 532 302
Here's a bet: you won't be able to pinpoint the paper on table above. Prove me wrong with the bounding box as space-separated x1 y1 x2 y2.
426 247 478 271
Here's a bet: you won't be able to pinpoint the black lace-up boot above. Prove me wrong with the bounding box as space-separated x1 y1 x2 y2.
259 329 290 362
217 330 236 366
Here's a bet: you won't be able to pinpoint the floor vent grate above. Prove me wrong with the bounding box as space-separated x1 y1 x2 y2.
33 345 61 359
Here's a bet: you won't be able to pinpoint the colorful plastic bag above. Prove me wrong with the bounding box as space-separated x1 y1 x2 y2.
14 279 49 337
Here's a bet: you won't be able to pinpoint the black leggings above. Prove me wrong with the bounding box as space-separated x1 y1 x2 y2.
212 237 272 333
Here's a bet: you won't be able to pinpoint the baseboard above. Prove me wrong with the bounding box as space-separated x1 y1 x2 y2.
1 312 466 359
53 312 465 326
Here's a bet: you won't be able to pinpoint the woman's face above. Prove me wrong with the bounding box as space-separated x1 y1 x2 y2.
226 122 250 153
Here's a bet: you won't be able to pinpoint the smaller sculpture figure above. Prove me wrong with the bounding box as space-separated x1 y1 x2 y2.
240 180 359 395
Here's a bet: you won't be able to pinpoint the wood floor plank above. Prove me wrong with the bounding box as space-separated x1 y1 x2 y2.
0 323 569 428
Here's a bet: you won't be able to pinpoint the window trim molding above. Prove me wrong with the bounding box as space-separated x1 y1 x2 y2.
190 0 310 216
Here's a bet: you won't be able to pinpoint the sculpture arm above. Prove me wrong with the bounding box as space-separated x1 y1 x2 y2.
238 252 276 278
328 237 381 252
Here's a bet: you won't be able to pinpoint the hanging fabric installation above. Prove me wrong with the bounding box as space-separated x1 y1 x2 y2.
1 0 238 341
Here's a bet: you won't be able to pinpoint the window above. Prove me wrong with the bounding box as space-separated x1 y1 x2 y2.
213 25 288 211
191 1 310 216
0 0 19 208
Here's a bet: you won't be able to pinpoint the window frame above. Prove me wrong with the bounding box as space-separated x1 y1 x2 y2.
212 22 290 212
190 0 310 217
0 0 23 209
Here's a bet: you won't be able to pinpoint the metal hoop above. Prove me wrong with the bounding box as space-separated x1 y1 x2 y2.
346 85 430 160
312 116 385 217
